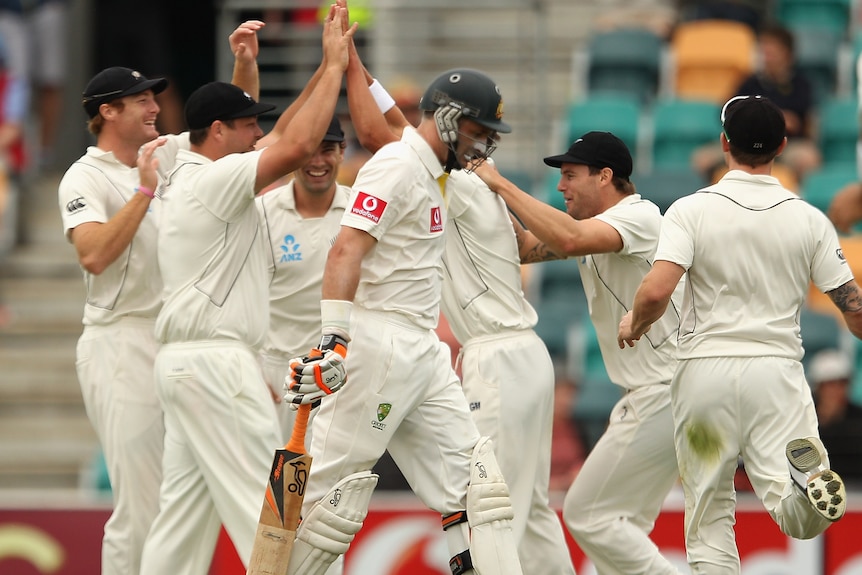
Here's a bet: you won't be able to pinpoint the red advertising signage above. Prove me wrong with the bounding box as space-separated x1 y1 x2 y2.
1 499 861 574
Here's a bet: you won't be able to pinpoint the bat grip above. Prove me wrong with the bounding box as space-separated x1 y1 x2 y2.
286 403 311 454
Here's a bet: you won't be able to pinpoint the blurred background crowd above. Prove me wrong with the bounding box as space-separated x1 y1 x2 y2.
1 0 862 498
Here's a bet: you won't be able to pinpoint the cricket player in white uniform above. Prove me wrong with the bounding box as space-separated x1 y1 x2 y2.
58 67 188 575
472 131 685 574
257 115 350 441
57 22 271 575
139 12 354 574
283 65 524 575
620 95 862 574
441 169 577 575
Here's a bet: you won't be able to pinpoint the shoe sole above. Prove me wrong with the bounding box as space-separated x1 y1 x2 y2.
786 438 846 522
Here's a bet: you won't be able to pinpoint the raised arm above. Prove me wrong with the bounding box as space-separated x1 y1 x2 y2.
230 19 265 99
472 161 623 257
254 5 356 192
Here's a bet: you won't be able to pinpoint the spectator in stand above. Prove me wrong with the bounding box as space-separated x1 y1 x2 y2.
0 33 26 328
549 371 586 493
675 0 769 33
0 0 65 172
807 350 862 488
693 25 821 184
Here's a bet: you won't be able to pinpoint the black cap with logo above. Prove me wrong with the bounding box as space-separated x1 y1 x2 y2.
82 67 168 118
184 82 276 130
543 131 633 180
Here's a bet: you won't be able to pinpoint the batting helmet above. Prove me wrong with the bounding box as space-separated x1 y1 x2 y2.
419 69 511 134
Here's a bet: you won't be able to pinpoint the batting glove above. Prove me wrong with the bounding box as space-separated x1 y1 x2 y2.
283 334 348 406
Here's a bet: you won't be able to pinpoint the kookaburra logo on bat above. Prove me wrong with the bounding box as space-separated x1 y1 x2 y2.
288 460 308 496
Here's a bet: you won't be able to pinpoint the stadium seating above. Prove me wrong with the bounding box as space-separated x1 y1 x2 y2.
566 95 642 157
800 306 847 372
793 26 843 103
650 98 722 170
670 19 756 105
586 27 665 104
817 96 859 169
800 165 858 213
570 319 621 450
776 0 851 39
634 167 707 213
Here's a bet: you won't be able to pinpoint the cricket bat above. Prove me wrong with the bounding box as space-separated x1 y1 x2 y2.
246 403 312 575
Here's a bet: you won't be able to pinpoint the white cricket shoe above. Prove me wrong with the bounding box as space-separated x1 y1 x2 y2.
786 437 846 522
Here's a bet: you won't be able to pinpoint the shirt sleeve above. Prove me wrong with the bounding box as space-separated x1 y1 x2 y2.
655 199 695 270
811 212 854 292
191 150 260 222
342 154 410 240
57 163 111 241
594 199 662 260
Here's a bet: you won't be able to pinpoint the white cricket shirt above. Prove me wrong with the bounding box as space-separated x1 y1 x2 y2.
257 181 351 358
582 194 680 389
657 170 853 360
58 133 189 327
341 126 447 330
440 169 537 342
155 148 269 348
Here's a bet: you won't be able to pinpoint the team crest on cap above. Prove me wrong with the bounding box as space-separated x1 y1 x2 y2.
351 192 387 224
131 70 142 79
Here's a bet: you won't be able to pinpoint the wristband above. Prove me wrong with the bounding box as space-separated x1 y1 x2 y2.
369 79 396 114
320 299 353 342
135 185 155 199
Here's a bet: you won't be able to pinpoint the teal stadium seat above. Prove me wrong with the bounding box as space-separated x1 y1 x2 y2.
800 166 858 213
633 167 707 213
650 98 721 170
570 319 622 450
532 259 588 359
818 97 859 169
586 28 664 104
800 307 847 378
566 95 641 156
792 26 842 104
777 0 851 39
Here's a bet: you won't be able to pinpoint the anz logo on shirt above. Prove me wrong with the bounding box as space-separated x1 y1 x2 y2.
279 234 302 263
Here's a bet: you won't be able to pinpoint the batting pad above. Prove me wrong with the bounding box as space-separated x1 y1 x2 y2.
466 437 523 575
286 470 378 575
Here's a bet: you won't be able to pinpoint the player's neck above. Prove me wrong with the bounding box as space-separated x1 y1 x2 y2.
294 186 335 218
97 132 152 169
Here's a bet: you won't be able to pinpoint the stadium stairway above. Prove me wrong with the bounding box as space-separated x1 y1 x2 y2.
0 173 96 491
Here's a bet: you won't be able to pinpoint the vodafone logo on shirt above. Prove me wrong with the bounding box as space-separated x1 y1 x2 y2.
351 192 387 224
430 206 443 233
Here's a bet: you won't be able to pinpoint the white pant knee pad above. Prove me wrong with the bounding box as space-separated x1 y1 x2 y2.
442 437 523 575
286 470 378 575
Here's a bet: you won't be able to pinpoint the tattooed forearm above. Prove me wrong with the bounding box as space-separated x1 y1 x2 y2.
521 241 561 263
828 281 862 312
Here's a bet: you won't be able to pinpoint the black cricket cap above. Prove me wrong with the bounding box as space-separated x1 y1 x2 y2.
543 131 633 180
184 82 276 130
721 95 786 154
82 67 168 118
322 116 345 143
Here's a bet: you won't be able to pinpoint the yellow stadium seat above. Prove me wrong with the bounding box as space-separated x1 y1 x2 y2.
671 19 757 105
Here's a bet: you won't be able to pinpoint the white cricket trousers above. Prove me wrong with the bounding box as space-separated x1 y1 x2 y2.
140 341 282 575
304 307 481 518
459 329 576 575
564 383 684 575
76 318 163 575
672 356 833 574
